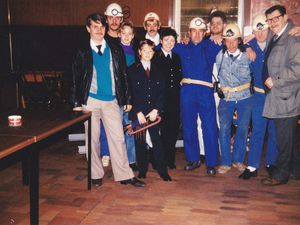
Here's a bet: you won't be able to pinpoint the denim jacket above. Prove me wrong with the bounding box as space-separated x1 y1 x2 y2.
216 50 252 101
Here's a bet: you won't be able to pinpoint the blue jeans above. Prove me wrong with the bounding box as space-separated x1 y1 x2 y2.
248 93 278 168
99 120 110 157
120 107 136 164
219 97 252 166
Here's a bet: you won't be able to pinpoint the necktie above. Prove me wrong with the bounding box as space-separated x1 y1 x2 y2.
146 67 150 78
262 35 280 86
166 54 171 60
96 45 102 55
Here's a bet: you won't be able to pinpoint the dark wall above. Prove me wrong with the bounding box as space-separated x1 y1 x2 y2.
11 26 89 71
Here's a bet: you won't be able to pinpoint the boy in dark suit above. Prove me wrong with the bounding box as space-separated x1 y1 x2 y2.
128 39 171 181
153 28 182 169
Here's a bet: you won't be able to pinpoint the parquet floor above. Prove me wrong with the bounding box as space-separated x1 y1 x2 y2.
0 137 299 225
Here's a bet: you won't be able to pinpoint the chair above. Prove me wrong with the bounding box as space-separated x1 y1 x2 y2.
20 71 52 109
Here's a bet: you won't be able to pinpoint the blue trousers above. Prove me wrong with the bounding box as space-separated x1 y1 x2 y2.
100 108 136 164
219 97 252 166
120 108 136 164
100 120 110 157
248 93 278 168
180 85 219 167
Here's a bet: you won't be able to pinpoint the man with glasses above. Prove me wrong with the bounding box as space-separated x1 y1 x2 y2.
261 5 300 186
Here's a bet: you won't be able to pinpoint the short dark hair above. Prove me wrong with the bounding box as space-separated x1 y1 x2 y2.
160 28 178 42
209 11 227 23
138 39 155 50
86 13 107 27
265 5 286 16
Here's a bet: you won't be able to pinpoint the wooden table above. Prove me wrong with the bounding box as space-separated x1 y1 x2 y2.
0 109 91 225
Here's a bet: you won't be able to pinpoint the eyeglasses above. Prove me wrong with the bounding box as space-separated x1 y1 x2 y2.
266 14 283 24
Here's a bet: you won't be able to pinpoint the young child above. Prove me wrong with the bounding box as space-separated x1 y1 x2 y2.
118 21 138 170
128 39 171 181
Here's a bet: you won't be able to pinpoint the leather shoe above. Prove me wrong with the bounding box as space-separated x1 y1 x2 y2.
120 177 145 187
159 173 172 181
129 163 138 171
138 172 146 179
265 165 276 177
92 178 103 187
184 161 201 171
206 166 216 175
261 177 287 186
239 168 257 179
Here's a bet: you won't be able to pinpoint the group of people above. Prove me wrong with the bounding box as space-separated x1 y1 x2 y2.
70 2 300 188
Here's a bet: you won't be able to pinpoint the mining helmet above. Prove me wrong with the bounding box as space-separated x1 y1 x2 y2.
189 17 206 30
222 23 241 39
104 3 123 17
144 12 160 24
252 14 268 31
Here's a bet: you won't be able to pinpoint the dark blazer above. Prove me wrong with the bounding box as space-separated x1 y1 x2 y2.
70 37 131 107
128 61 165 121
152 50 182 99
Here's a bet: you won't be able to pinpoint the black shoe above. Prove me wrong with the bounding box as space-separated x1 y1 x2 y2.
168 164 176 169
92 178 103 187
120 177 145 187
138 172 146 179
239 168 258 180
206 166 216 175
265 165 276 177
129 163 138 171
159 173 172 181
184 161 201 171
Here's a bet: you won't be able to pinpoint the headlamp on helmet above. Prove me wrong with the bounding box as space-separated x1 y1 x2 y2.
105 3 123 17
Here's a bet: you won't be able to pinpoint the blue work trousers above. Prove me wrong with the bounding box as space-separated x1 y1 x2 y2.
219 97 252 166
248 93 278 168
180 85 219 167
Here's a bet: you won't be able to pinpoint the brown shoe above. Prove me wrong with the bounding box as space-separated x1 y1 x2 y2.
261 177 287 186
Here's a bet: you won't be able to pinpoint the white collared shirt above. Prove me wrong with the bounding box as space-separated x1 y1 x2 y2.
141 60 151 71
90 39 106 54
161 48 172 58
275 22 288 39
226 49 241 58
145 33 160 46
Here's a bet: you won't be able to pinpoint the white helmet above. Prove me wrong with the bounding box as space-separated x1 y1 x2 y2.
252 14 268 31
144 12 160 24
189 17 206 30
104 3 123 17
222 23 241 39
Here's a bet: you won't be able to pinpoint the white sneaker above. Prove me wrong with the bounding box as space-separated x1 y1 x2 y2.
102 156 110 167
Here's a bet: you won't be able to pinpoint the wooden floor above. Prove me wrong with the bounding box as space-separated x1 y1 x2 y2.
0 137 300 225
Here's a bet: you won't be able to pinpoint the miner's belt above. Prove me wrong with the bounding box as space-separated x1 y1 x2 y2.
180 78 213 88
221 82 251 93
